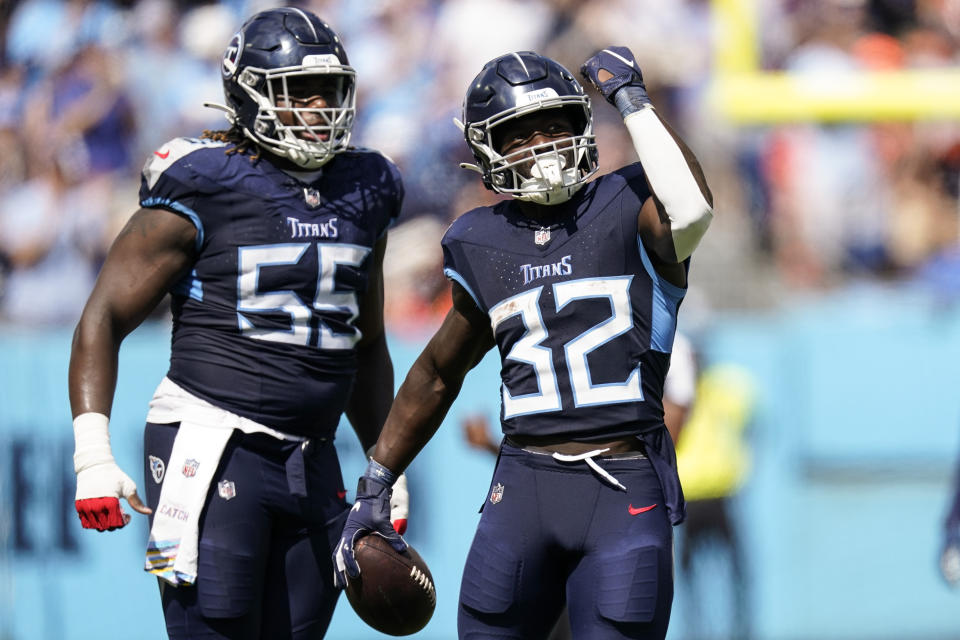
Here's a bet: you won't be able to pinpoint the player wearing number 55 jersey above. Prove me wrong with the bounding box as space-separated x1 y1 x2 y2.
334 49 713 639
69 8 407 640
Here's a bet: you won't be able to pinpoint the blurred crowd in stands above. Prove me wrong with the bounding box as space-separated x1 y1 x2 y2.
2 0 960 332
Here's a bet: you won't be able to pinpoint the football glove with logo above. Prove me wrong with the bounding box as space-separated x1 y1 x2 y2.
73 413 150 531
580 46 652 117
333 459 407 588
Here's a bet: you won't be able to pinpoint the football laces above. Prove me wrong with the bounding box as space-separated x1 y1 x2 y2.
409 565 436 606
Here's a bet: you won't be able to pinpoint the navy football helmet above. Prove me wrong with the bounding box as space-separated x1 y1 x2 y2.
216 8 355 168
460 52 599 205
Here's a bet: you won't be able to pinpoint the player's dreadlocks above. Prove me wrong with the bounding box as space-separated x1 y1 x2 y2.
200 126 261 162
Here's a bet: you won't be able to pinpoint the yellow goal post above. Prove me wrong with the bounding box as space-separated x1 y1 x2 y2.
708 0 960 123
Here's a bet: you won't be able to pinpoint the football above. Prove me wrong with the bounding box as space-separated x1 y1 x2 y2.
345 534 437 636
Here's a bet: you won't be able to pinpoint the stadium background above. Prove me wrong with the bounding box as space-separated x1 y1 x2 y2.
2 0 960 638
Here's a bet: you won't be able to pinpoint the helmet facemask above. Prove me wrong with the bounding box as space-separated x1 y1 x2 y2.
235 62 356 169
466 99 598 205
494 136 587 205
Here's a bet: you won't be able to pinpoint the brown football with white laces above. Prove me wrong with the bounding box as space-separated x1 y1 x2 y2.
345 534 436 636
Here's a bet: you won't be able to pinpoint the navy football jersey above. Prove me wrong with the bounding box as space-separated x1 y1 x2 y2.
139 137 402 437
442 163 685 440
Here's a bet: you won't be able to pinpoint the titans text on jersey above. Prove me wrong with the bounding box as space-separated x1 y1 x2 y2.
442 162 685 441
519 255 573 285
139 136 402 436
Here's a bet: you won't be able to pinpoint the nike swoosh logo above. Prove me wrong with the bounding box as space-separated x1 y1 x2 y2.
628 503 657 515
154 150 170 159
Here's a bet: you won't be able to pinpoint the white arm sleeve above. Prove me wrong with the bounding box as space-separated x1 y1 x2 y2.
623 106 713 261
663 332 697 408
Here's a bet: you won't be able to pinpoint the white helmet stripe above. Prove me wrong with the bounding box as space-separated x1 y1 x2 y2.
290 7 319 40
511 52 530 77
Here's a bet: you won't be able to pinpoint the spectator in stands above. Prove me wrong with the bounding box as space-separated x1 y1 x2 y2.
0 150 107 324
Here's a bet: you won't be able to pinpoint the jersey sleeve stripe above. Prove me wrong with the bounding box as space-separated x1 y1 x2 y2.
635 235 687 300
141 197 205 252
443 267 485 312
636 236 684 353
171 269 203 302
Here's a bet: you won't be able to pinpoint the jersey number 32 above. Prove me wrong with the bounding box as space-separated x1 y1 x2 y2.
490 275 643 418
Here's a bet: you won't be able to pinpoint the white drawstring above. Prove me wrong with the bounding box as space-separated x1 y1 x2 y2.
551 448 627 491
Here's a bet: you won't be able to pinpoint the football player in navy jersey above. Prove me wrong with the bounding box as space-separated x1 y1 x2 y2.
68 8 406 639
333 47 713 639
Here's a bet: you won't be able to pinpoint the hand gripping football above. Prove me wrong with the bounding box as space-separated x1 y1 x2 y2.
345 534 436 636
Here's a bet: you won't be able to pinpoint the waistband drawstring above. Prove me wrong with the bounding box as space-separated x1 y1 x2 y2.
551 448 627 491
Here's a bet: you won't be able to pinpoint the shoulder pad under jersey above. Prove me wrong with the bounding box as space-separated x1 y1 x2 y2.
142 137 229 190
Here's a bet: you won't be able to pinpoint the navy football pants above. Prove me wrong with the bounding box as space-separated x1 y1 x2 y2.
458 442 674 640
143 422 350 640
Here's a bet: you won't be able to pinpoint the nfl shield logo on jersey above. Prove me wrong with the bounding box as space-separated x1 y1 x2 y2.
534 227 550 245
303 187 323 208
182 459 200 478
490 482 504 504
149 455 166 484
218 480 236 501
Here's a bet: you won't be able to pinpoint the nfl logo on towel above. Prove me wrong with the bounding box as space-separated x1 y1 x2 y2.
182 459 200 478
490 482 504 504
218 480 236 500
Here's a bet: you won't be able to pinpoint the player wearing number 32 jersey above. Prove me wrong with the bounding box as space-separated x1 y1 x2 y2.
69 8 406 640
335 48 714 640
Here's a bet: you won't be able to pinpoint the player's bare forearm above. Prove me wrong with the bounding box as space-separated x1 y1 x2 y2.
373 297 494 473
372 358 456 473
69 208 197 417
345 331 394 452
345 236 392 451
663 400 688 444
69 311 123 418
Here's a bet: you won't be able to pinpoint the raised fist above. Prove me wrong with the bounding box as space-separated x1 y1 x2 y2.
580 47 651 116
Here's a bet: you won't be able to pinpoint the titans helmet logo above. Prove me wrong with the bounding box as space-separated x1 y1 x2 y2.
222 32 243 79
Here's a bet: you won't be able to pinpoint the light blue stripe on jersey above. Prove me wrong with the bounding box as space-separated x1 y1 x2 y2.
172 269 203 302
444 267 485 312
141 197 205 252
636 236 686 353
